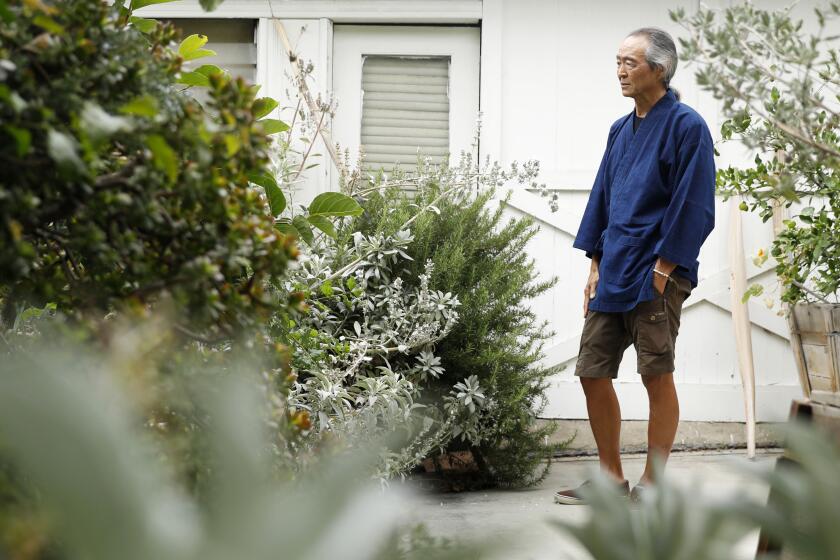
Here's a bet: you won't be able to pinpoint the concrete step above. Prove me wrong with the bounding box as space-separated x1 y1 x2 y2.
537 419 784 455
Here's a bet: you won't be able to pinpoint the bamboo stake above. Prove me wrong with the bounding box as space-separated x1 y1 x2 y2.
272 19 348 181
729 194 757 458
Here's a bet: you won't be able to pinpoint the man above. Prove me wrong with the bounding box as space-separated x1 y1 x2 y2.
554 27 715 504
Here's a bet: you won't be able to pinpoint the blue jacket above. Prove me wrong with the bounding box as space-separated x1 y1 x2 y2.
573 89 716 312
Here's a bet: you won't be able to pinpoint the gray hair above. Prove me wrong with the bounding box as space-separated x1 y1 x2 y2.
627 27 678 89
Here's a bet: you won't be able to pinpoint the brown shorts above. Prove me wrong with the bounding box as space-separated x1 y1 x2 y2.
574 273 693 378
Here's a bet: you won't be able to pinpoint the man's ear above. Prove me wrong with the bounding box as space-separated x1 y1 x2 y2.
654 66 665 84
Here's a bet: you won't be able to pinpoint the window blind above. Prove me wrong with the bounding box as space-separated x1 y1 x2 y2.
360 55 450 181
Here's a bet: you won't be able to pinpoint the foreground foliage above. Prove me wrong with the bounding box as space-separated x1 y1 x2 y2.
0 0 297 339
3 335 840 560
0 337 503 560
552 421 840 560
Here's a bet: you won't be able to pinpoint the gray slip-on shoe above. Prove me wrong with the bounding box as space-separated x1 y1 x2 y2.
553 478 630 505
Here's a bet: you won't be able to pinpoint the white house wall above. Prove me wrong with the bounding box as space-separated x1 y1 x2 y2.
137 1 482 23
256 18 335 206
480 0 814 422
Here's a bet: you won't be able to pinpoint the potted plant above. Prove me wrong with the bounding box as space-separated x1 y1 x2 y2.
673 2 840 404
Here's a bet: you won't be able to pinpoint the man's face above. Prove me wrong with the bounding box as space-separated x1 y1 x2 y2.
616 35 663 98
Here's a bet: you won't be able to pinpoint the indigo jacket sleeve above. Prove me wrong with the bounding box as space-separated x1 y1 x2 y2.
653 125 716 269
573 127 616 260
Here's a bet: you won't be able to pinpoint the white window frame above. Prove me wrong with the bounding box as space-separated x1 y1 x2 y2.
332 25 480 182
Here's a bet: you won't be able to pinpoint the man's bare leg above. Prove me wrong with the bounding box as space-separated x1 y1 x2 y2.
580 377 625 482
640 372 679 484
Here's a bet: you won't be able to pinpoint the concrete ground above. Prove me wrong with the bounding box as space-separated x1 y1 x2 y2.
399 449 781 560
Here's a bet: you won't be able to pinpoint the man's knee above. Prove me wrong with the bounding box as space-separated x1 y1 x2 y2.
641 371 675 391
580 376 614 395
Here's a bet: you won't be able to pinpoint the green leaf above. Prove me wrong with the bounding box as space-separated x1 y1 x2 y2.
224 134 240 157
18 303 55 322
308 192 363 217
176 65 225 87
128 16 156 33
247 171 286 216
266 184 286 217
198 0 224 10
307 214 337 239
176 71 210 87
777 174 799 202
130 0 178 9
246 171 277 191
0 0 13 23
81 102 133 141
741 283 764 304
47 130 84 173
119 95 158 117
275 221 300 239
320 279 334 297
4 126 31 157
193 64 224 77
252 97 278 119
259 119 290 135
178 34 216 61
33 14 64 34
292 215 314 245
146 134 177 182
186 48 216 62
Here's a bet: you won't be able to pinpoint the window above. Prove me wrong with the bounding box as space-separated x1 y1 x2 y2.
360 55 450 176
332 25 480 191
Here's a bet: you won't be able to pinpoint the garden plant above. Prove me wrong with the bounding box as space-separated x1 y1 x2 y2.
673 1 840 305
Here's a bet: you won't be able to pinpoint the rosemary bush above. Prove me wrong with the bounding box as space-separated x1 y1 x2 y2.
350 152 564 489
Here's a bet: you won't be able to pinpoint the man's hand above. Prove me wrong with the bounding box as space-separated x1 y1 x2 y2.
653 273 667 295
653 256 677 295
583 257 600 317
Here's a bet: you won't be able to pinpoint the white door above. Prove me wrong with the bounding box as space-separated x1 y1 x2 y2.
332 25 480 184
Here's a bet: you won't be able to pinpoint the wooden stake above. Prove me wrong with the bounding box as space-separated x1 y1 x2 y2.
729 194 757 458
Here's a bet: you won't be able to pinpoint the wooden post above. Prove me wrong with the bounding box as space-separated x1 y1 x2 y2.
728 194 757 458
771 150 810 398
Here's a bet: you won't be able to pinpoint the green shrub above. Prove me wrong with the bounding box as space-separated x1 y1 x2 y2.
0 0 298 338
354 180 563 488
